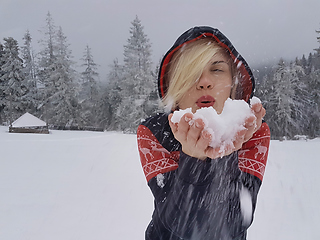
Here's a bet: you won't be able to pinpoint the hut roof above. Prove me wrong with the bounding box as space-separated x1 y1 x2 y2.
12 112 47 128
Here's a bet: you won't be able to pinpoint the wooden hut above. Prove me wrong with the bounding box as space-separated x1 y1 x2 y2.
9 112 49 134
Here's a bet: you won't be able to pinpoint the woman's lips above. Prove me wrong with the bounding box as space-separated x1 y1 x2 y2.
196 95 215 108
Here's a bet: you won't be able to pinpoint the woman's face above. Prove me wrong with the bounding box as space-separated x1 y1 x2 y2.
178 52 233 114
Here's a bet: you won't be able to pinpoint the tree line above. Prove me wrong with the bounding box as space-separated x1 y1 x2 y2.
255 50 320 139
0 12 320 139
0 13 159 133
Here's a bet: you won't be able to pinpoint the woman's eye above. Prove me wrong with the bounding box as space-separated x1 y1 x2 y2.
211 68 223 72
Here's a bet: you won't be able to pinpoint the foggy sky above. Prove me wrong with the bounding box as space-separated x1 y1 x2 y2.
1 0 320 80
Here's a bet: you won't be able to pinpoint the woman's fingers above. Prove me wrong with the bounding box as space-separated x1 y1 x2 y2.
168 113 178 133
183 118 210 159
205 128 246 159
173 112 193 142
251 103 266 129
168 113 211 160
187 118 205 145
243 116 256 142
242 103 266 142
233 129 247 150
196 129 212 152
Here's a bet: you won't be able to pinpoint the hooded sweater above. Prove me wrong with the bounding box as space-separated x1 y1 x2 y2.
137 26 270 240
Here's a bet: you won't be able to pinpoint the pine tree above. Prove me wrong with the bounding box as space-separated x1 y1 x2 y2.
306 68 320 137
268 60 293 138
37 11 58 115
146 59 161 115
305 28 320 137
315 27 320 56
22 30 36 85
307 53 314 72
80 44 100 126
115 16 155 132
265 59 307 139
254 70 271 109
0 37 27 124
104 58 124 130
21 30 38 114
123 16 152 74
80 45 99 100
312 28 320 70
51 26 81 127
0 43 5 123
290 61 310 135
38 13 81 127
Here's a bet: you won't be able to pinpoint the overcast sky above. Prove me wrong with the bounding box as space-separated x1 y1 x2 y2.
1 0 320 80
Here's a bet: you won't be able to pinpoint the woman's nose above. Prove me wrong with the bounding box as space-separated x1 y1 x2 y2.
196 74 213 90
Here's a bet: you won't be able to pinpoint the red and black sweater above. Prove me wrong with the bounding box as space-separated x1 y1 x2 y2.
137 113 270 240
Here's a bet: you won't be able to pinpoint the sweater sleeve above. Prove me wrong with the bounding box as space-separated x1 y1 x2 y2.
237 121 271 228
137 124 179 182
238 121 271 181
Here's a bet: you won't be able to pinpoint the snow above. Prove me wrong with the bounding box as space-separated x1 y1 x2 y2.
0 126 319 240
170 107 193 123
171 98 256 151
250 96 261 105
240 186 253 226
156 173 165 188
12 112 47 127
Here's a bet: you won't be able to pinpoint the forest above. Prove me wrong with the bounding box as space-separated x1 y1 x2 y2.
0 12 319 139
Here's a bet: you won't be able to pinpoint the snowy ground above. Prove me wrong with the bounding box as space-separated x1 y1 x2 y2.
0 126 319 239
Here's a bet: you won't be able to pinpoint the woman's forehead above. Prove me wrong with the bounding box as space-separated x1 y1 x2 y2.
209 53 231 64
211 51 231 62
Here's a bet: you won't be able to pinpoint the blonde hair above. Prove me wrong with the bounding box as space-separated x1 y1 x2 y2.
162 38 237 111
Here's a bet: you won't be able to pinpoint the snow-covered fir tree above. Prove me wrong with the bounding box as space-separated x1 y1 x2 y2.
305 29 320 137
0 37 27 125
306 68 320 137
101 59 121 130
37 12 58 110
264 59 307 139
104 58 124 130
22 31 36 86
0 43 5 123
38 12 81 127
80 45 99 99
314 27 320 57
146 58 161 116
21 30 38 114
51 26 81 127
115 16 156 132
79 44 100 127
290 61 311 134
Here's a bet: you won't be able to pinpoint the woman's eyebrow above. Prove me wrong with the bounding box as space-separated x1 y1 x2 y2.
211 60 228 65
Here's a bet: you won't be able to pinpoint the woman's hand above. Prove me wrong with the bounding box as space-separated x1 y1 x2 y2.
168 113 248 160
168 103 266 160
168 113 212 160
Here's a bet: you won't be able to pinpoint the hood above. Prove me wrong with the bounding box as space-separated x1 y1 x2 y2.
158 26 255 102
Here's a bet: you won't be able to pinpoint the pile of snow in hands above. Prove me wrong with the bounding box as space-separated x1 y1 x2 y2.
171 97 261 153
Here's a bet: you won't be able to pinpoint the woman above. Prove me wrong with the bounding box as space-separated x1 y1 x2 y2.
137 26 270 240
